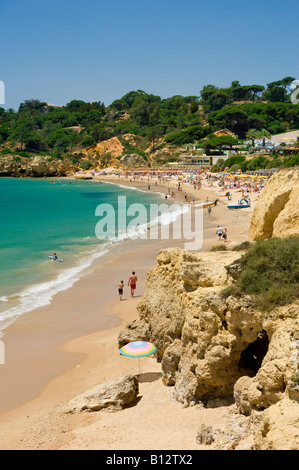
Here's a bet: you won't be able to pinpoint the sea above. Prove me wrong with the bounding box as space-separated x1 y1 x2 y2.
0 178 187 336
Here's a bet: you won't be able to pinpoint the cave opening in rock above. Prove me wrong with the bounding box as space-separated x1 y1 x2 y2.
238 330 269 375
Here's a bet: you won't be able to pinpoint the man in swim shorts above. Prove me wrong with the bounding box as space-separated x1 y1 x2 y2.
128 271 138 298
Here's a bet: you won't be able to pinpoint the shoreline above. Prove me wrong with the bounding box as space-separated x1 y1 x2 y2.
0 178 176 337
0 173 253 449
0 173 216 338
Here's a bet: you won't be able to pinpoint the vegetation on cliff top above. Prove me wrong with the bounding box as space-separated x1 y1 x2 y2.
0 77 299 169
223 236 299 311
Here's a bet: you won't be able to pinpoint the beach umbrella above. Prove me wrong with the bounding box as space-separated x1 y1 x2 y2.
120 340 157 374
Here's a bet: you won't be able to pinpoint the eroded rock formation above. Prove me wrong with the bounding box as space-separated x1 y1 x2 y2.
119 153 149 168
65 375 139 413
0 155 76 177
118 247 299 449
249 168 299 240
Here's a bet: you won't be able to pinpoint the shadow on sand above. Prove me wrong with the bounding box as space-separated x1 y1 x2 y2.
136 371 163 383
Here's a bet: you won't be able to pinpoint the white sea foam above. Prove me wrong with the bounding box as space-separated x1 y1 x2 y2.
0 247 110 332
103 180 166 198
0 183 190 335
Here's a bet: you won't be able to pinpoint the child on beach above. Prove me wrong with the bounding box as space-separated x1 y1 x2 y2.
116 281 124 301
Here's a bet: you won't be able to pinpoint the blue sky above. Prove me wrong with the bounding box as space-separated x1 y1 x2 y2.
1 0 298 110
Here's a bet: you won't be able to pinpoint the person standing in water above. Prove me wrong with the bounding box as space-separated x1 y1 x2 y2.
128 272 138 298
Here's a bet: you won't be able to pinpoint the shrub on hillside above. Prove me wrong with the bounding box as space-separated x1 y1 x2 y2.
232 241 252 251
210 245 228 252
80 160 94 170
223 155 246 168
225 236 299 311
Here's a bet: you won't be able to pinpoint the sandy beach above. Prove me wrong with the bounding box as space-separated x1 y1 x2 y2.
0 172 257 450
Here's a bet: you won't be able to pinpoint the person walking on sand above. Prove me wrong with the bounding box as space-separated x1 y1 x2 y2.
128 272 138 298
116 280 124 301
216 225 223 240
222 228 228 242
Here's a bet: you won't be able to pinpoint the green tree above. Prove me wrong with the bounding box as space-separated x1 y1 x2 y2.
202 134 238 150
209 108 250 138
231 80 241 88
263 77 295 103
147 124 164 151
246 129 260 146
200 84 218 102
46 128 79 152
206 91 233 111
81 136 96 147
10 119 40 149
18 99 47 116
257 128 272 146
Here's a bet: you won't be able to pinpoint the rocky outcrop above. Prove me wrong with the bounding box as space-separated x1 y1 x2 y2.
119 153 149 168
254 398 299 450
197 406 262 450
0 155 76 177
118 247 299 449
149 144 182 165
214 128 237 138
93 137 124 159
65 375 139 413
249 168 299 240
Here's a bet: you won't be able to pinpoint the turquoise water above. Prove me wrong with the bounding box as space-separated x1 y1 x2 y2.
0 178 173 333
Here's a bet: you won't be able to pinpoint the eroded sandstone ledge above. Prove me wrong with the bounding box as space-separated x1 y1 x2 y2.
118 247 299 449
0 155 76 177
249 167 299 240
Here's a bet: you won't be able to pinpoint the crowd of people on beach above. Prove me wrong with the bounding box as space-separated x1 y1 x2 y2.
92 167 269 201
74 168 271 298
75 166 270 206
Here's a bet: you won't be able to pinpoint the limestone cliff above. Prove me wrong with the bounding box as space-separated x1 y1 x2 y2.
119 153 149 168
91 137 124 160
0 155 76 177
118 247 299 449
249 167 299 240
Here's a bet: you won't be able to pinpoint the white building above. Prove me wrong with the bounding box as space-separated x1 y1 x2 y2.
178 152 233 166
